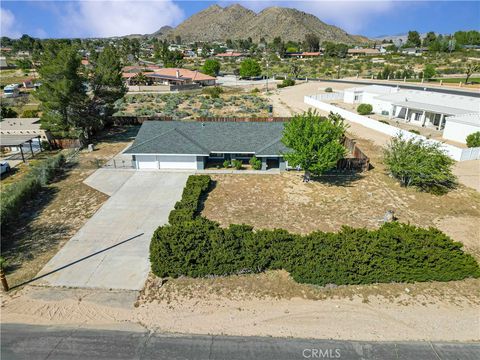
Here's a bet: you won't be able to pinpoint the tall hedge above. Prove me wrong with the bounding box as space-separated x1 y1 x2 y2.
1 152 66 233
150 175 480 286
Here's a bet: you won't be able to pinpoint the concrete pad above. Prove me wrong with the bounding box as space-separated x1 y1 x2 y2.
83 168 135 196
36 172 189 290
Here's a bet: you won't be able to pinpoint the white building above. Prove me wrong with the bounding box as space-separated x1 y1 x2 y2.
343 85 480 144
443 113 480 144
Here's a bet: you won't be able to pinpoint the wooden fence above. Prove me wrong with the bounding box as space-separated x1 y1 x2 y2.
337 137 370 172
50 138 82 149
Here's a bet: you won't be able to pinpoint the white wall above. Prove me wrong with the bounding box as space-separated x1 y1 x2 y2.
304 95 480 161
443 121 479 144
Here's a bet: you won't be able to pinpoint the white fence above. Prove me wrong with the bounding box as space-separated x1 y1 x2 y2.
304 95 480 162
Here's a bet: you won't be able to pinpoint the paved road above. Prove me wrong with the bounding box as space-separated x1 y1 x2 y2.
1 324 479 360
34 171 189 290
313 78 480 97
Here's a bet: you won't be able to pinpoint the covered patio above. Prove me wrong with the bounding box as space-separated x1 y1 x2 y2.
390 101 468 130
0 134 42 162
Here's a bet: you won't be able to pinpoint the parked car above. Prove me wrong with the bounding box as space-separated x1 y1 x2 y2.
0 161 11 175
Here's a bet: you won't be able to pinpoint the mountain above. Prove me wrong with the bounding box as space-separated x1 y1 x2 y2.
154 4 368 44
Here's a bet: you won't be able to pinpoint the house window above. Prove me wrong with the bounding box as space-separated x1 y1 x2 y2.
209 153 224 159
414 113 421 121
354 95 359 101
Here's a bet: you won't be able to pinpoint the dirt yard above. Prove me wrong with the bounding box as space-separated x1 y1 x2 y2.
0 126 138 288
202 137 480 259
2 271 479 341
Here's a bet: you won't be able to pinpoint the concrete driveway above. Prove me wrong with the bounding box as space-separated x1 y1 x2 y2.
37 171 189 290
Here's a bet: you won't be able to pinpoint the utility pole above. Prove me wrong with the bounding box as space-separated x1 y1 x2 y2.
266 61 269 92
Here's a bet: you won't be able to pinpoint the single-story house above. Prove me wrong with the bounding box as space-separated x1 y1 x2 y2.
342 85 480 142
400 47 428 56
347 48 380 56
0 118 51 143
124 121 289 171
123 68 216 87
285 51 322 58
443 113 480 144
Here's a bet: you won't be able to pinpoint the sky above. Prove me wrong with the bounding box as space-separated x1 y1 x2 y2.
1 0 479 39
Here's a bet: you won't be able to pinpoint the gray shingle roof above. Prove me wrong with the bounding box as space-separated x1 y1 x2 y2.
124 121 289 156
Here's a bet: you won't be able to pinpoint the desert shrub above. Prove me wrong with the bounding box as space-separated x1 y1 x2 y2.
0 152 66 234
22 109 39 118
357 103 373 115
232 159 243 170
378 120 389 124
383 134 456 194
150 176 480 285
251 88 260 94
325 87 333 93
249 156 262 170
277 78 295 88
202 86 224 99
466 132 480 148
223 160 231 168
409 129 421 135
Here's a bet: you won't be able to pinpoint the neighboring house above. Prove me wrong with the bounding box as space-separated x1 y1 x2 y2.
124 121 289 171
443 113 480 144
215 51 246 60
0 56 8 68
124 68 216 91
347 48 380 56
22 78 34 88
342 85 480 143
0 117 51 148
285 52 322 58
400 47 428 56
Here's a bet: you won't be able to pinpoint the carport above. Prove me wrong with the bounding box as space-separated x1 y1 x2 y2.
0 134 42 162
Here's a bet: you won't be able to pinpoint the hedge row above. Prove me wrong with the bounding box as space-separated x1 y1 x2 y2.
150 175 480 286
168 175 211 225
1 152 66 233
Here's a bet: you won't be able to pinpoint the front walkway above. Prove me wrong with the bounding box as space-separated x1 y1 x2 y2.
36 171 189 290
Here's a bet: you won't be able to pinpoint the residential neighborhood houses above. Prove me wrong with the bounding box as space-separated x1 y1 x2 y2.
1 3 480 359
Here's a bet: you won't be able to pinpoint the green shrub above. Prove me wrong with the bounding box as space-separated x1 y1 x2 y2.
249 156 262 170
409 129 421 135
325 87 333 93
150 175 480 286
0 152 65 234
277 78 295 88
466 131 480 148
22 109 40 118
202 86 224 99
223 160 231 168
251 88 260 94
232 159 243 170
384 134 456 194
378 120 389 124
357 103 373 115
167 175 211 225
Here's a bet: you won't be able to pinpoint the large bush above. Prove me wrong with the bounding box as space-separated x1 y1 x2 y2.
466 131 480 148
167 175 211 225
150 175 480 286
356 103 373 115
277 78 295 89
239 59 262 78
1 152 66 233
383 135 456 194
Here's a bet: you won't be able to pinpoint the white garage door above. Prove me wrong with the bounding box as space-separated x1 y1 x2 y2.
136 155 158 170
158 155 197 169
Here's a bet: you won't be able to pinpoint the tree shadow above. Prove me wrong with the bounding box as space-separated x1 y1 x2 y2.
92 125 141 145
197 179 217 214
311 170 366 187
